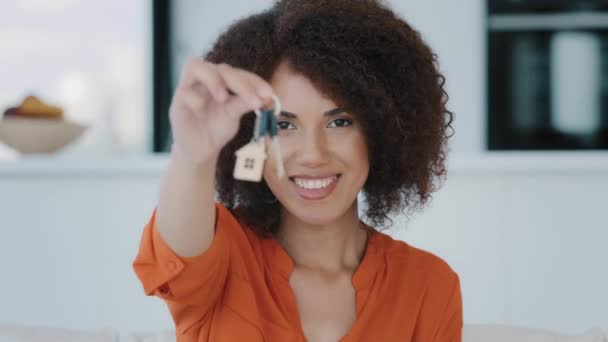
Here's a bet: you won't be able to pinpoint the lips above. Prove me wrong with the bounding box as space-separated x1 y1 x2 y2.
289 174 340 200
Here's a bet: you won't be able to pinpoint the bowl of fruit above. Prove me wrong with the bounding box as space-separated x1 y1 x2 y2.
0 95 87 154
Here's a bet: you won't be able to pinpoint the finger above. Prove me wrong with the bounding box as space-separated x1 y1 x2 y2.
240 73 279 112
176 86 207 115
239 70 275 101
191 82 216 102
222 94 256 119
215 63 264 110
182 58 230 103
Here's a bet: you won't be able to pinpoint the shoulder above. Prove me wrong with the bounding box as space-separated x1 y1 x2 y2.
370 233 464 338
372 230 459 285
371 230 462 323
214 203 268 276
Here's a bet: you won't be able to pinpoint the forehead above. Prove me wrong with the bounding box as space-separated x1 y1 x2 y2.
269 61 337 113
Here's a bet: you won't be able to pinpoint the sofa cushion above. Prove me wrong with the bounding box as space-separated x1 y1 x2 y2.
0 324 117 342
125 325 608 342
124 330 174 342
464 324 607 342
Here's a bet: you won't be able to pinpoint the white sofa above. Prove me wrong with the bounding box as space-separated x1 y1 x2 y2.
462 325 607 342
1 324 606 342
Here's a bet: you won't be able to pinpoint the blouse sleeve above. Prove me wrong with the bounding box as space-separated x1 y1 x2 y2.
132 203 244 334
433 272 464 342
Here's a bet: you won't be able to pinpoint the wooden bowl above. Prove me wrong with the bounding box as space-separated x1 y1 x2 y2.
0 117 87 154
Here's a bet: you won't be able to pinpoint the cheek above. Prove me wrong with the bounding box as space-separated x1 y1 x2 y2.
331 131 369 167
343 134 370 190
262 146 276 181
352 141 370 180
273 133 297 153
262 134 285 162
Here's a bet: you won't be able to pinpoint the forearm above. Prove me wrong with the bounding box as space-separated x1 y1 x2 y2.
155 147 219 258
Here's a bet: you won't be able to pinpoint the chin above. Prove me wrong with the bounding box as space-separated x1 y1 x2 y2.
266 170 364 226
279 197 357 227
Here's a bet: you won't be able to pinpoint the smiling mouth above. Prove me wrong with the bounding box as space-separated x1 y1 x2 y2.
290 175 339 189
289 174 341 200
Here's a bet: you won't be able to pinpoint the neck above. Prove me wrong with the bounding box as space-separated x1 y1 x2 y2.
276 201 369 274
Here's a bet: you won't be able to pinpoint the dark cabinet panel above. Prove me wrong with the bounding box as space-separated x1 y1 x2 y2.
487 1 608 150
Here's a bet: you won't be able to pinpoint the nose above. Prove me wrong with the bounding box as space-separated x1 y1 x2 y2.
296 130 329 168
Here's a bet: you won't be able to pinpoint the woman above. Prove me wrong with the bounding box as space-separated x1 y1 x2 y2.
133 0 461 341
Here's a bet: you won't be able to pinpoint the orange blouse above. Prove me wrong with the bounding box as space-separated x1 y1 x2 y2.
133 203 463 341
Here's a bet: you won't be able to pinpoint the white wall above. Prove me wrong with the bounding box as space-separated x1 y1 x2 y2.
1 154 607 335
0 158 169 332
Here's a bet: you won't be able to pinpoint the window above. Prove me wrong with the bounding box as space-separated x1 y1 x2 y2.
151 0 275 152
0 0 152 158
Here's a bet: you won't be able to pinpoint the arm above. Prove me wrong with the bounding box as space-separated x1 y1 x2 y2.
155 148 218 259
133 57 274 334
131 149 230 335
433 272 464 342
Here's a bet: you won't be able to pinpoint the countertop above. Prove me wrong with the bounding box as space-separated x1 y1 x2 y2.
0 151 607 178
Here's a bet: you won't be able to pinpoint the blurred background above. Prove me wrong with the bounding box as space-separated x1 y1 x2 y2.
0 0 607 339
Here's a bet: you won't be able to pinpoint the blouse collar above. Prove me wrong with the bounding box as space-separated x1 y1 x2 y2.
261 227 383 290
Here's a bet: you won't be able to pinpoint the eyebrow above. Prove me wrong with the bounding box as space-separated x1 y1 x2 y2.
278 107 346 118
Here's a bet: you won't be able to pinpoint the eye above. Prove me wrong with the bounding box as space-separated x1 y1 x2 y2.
277 121 295 130
327 118 352 128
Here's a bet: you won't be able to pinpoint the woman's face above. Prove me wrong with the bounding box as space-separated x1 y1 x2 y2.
263 61 369 225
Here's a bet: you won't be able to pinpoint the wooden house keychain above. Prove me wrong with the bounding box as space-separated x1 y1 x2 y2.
233 94 285 182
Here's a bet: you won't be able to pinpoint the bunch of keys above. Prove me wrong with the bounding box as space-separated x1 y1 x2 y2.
233 94 285 182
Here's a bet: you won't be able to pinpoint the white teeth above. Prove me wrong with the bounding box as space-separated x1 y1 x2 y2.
293 176 337 190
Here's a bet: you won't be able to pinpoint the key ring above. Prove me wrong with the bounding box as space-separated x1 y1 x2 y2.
254 94 282 118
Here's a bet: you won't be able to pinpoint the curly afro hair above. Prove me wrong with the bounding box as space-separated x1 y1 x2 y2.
203 0 454 237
